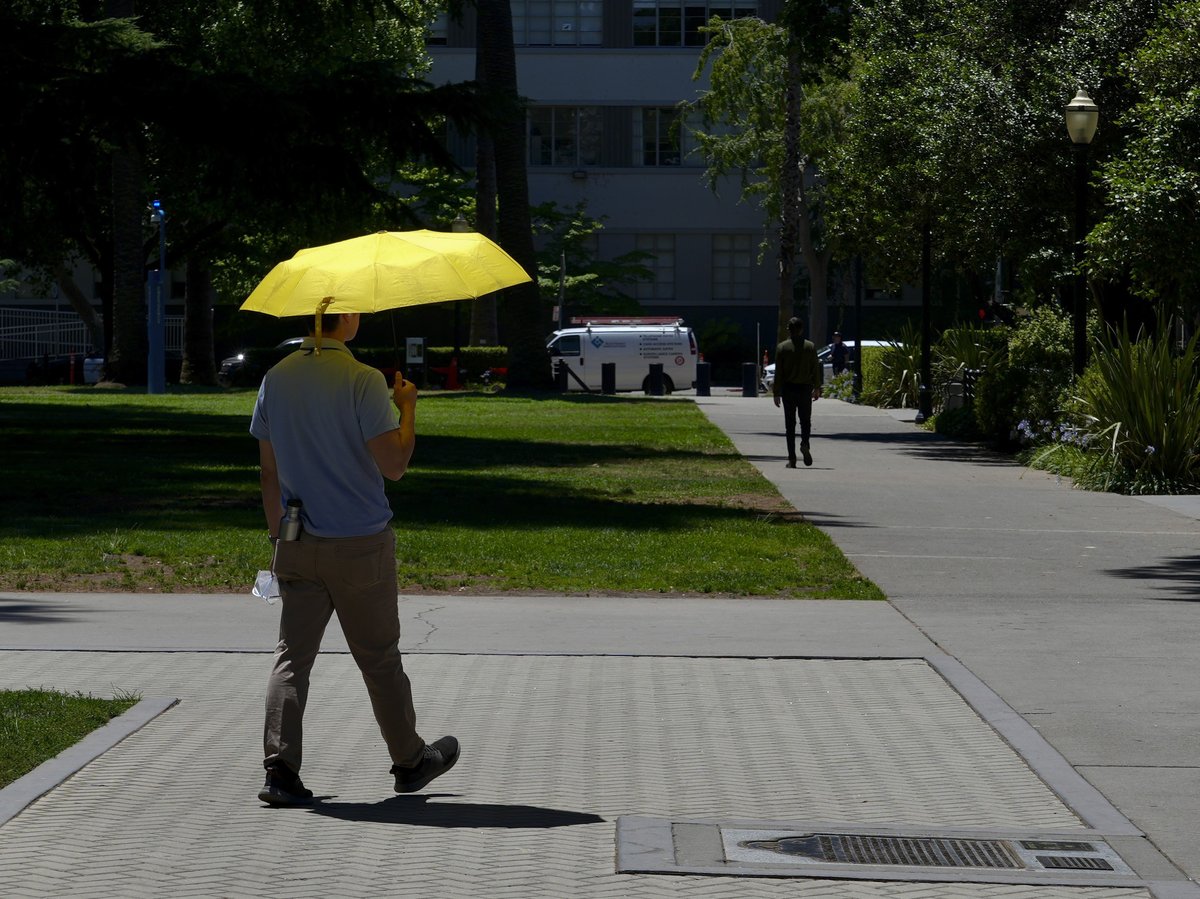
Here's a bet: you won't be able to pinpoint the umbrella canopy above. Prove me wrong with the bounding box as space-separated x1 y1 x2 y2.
241 230 532 318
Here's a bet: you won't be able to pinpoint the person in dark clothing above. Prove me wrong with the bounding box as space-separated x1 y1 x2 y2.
772 317 823 467
830 331 849 375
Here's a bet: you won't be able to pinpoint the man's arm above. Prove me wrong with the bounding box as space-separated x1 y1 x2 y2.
367 377 417 481
772 344 787 406
259 439 283 539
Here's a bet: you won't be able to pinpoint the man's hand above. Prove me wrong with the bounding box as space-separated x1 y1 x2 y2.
371 375 418 481
773 396 781 408
812 387 822 402
393 375 418 412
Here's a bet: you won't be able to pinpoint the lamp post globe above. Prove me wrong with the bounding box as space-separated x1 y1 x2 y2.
1065 88 1100 145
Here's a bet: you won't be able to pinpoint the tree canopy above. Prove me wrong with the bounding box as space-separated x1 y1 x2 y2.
2 1 487 382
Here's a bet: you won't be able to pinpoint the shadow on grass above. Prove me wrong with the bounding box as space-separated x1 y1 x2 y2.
433 388 652 404
1105 554 1200 600
1 400 772 539
307 792 605 828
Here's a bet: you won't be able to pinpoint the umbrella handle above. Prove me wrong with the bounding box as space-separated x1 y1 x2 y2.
314 297 334 354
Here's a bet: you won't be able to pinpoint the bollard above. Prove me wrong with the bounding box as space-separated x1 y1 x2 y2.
647 362 664 396
742 362 758 397
69 354 76 385
695 361 711 397
555 360 569 392
601 362 616 395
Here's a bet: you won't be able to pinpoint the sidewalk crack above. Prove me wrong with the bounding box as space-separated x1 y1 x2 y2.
407 601 443 650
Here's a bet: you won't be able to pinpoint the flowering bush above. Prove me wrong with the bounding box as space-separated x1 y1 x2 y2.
823 370 858 402
973 306 1074 447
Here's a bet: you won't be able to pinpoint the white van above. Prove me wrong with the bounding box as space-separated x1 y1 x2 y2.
547 318 698 393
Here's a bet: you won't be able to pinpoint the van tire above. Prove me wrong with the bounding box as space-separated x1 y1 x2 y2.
642 375 674 395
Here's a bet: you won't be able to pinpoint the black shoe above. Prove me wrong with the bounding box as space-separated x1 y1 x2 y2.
802 443 813 467
785 459 797 469
393 736 460 793
258 764 314 806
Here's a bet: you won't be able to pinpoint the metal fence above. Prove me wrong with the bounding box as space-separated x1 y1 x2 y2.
0 308 183 360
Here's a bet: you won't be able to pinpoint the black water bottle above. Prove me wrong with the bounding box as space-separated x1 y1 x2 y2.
279 499 303 541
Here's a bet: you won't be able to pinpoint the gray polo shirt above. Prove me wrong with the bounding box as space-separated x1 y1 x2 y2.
250 338 399 537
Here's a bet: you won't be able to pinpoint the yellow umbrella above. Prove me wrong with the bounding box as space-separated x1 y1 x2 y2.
241 229 531 318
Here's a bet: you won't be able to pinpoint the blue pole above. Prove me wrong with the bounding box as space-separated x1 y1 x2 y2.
147 201 166 394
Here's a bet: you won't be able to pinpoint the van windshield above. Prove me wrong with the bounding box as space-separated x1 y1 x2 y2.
549 335 581 357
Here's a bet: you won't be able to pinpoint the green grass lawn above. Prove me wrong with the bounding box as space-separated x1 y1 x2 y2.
0 386 881 599
0 688 139 788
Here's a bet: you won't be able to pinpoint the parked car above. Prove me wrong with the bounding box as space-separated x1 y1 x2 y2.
762 340 889 392
218 337 303 386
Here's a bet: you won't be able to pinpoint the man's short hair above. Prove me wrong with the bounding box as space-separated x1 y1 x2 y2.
306 312 342 335
787 317 804 333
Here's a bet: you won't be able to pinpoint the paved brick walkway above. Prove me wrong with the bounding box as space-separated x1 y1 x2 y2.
0 650 1148 898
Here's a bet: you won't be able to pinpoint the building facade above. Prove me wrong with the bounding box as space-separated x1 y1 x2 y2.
427 0 788 356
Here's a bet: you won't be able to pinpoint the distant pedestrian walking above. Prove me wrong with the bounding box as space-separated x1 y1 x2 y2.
772 317 822 468
830 331 849 375
250 310 459 806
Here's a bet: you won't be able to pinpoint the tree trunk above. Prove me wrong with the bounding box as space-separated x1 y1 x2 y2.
776 35 804 344
475 0 546 388
469 47 499 348
54 264 104 352
797 206 832 345
104 0 146 385
106 145 148 385
180 259 218 385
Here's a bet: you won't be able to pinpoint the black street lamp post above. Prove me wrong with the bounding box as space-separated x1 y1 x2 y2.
915 221 933 423
1065 87 1100 376
147 200 166 395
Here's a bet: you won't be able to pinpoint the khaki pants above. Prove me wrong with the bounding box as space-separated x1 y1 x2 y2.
264 528 423 773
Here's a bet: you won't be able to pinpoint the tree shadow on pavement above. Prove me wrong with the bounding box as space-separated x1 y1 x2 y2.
306 793 605 828
799 430 1018 467
0 600 86 624
1105 554 1200 600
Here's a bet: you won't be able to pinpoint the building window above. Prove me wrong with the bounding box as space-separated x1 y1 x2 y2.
633 1 757 47
712 234 753 300
634 234 675 300
514 1 603 46
633 108 701 166
528 107 602 166
426 13 447 45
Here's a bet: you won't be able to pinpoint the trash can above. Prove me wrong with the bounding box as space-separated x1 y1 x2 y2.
83 356 104 385
601 362 616 395
695 362 711 397
647 363 664 396
742 362 758 397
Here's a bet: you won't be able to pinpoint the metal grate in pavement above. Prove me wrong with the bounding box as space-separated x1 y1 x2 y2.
618 817 1144 889
744 833 1023 868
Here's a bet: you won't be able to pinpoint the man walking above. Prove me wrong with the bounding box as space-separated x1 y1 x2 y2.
250 310 459 806
830 331 849 375
772 317 823 468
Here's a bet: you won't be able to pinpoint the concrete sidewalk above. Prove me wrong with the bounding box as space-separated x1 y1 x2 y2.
0 393 1196 897
696 393 1200 888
